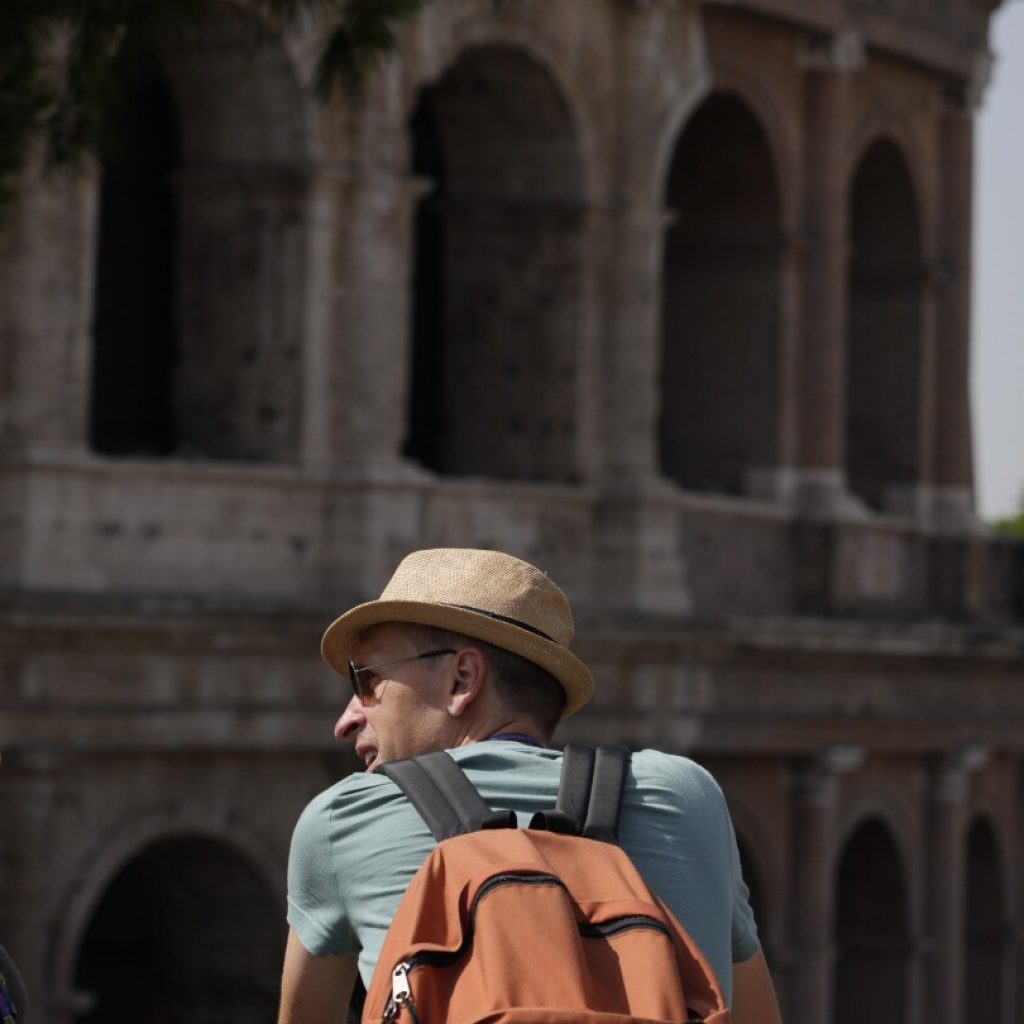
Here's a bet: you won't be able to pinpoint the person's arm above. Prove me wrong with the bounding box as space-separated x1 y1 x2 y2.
731 949 782 1024
278 928 358 1024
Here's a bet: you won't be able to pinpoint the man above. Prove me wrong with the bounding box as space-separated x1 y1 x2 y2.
279 548 781 1024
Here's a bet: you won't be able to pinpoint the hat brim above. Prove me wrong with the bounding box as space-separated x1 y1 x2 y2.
322 599 593 718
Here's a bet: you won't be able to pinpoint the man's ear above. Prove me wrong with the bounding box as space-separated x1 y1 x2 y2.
446 646 486 718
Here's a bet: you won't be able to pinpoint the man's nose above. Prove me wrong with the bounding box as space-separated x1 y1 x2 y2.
334 696 366 740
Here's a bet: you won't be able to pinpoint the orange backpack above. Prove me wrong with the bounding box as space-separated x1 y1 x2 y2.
363 744 730 1024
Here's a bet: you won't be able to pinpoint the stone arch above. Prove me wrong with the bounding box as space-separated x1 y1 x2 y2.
652 63 798 226
833 816 911 1024
402 14 599 204
658 90 783 495
50 812 283 1021
89 1 314 463
403 44 587 480
71 833 283 1023
964 815 1007 1024
844 135 924 513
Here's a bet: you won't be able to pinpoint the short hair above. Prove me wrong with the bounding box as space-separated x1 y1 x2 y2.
404 624 566 739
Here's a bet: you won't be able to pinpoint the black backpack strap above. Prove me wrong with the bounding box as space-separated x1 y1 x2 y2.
582 745 630 843
532 744 630 843
378 750 514 841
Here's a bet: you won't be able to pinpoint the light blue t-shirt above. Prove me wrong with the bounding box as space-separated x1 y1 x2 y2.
287 742 759 1006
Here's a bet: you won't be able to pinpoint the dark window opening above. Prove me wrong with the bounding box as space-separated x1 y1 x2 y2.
845 139 923 511
403 91 447 470
89 50 180 456
659 93 782 496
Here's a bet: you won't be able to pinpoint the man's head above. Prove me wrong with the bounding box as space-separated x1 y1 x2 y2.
321 548 593 768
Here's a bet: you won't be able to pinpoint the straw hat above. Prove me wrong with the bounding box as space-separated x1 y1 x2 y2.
321 548 593 717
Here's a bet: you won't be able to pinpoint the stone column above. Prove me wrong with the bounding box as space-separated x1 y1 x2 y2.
597 203 674 480
792 32 864 515
0 157 97 452
928 87 977 530
0 752 87 1024
924 747 989 1024
789 746 863 1024
306 166 430 476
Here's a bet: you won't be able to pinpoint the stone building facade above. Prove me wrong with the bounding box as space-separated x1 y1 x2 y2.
1 0 1022 1022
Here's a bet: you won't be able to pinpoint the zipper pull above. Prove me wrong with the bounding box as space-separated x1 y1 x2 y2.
382 961 413 1022
392 961 412 1006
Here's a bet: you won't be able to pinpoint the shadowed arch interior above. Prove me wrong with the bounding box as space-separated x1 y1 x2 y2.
659 91 782 496
404 45 585 481
845 138 923 512
89 5 310 464
73 835 283 1024
965 816 1005 1024
834 818 910 1024
89 46 180 457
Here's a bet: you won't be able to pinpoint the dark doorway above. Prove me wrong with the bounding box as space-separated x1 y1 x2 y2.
834 818 910 1024
964 817 1005 1024
74 836 284 1023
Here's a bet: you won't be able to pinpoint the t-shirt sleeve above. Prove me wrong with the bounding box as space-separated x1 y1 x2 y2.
286 790 358 957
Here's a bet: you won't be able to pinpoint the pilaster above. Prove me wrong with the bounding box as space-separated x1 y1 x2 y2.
792 33 864 516
0 157 97 452
927 84 977 530
924 746 989 1024
789 745 864 1023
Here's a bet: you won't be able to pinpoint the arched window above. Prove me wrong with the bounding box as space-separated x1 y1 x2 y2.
834 818 910 1024
404 46 585 481
845 139 923 512
74 835 283 1022
659 92 782 496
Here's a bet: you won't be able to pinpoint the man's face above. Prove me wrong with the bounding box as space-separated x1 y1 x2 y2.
334 622 458 771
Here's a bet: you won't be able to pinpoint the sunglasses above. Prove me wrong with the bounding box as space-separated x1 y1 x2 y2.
347 648 457 704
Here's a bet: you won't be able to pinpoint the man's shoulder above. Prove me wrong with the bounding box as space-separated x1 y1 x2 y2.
630 747 720 786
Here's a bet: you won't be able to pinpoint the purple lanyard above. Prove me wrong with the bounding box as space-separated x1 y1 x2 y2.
487 731 545 748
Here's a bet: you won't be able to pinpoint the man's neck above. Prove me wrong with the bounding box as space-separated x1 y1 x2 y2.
452 716 544 748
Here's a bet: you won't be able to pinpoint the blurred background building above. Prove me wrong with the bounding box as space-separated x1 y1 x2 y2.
1 0 1022 1021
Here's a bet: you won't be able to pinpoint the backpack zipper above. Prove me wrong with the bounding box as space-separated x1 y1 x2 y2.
379 871 676 1022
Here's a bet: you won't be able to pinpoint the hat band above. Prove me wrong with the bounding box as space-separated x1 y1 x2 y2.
448 604 557 644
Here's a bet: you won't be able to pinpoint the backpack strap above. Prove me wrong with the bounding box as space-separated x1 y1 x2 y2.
532 744 631 843
378 750 516 841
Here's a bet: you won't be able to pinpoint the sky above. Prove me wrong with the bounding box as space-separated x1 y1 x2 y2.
972 0 1024 520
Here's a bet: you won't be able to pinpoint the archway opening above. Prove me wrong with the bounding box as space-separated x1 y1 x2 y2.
404 45 585 481
89 46 180 457
965 817 1005 1024
161 3 309 463
659 92 782 496
845 139 923 512
74 835 283 1023
834 818 910 1024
